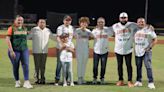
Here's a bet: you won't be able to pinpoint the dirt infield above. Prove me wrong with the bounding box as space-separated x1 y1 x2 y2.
0 35 6 38
155 40 164 44
29 48 115 58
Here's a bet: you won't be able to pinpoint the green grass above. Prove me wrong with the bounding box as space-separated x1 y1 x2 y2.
0 30 7 34
0 31 164 92
157 36 164 40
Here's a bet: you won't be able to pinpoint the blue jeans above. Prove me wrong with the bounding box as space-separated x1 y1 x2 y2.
8 49 29 81
93 52 108 79
135 51 154 83
55 49 62 81
61 62 73 83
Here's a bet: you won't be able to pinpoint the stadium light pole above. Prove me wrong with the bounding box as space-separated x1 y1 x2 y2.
145 0 148 22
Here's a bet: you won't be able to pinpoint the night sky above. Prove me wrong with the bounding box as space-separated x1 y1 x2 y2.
18 0 164 26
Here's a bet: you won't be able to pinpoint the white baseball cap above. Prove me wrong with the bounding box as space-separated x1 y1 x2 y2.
119 12 128 18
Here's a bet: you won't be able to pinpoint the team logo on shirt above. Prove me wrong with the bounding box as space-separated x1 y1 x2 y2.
116 28 131 35
135 33 148 38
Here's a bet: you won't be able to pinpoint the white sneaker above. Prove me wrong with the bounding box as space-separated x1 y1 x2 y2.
63 83 67 87
23 81 33 89
148 83 155 89
54 83 59 86
70 82 74 86
92 79 97 84
15 80 21 88
134 81 143 87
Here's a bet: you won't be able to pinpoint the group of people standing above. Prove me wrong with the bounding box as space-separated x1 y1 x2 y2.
6 12 157 89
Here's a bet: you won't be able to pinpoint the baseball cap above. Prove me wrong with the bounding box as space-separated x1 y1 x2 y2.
63 15 72 21
119 12 128 18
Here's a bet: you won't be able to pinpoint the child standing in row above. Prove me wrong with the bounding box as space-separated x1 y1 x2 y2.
74 17 93 84
59 33 75 87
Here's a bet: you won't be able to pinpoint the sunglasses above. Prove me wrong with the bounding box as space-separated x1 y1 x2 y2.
120 17 127 19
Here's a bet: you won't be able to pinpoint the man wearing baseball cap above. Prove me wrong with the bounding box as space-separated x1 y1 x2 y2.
112 12 138 87
119 12 129 25
119 12 128 18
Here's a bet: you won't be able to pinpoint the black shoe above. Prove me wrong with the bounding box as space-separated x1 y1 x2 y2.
55 79 59 83
54 79 59 86
40 81 46 84
35 80 40 84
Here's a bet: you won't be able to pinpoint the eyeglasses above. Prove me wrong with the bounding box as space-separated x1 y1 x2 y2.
120 17 127 19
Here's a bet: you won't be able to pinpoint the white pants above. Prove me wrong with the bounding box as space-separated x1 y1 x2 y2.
76 47 89 79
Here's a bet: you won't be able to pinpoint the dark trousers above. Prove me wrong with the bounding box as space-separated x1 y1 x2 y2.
33 53 47 82
8 49 29 81
115 53 132 81
93 52 108 79
135 51 154 83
